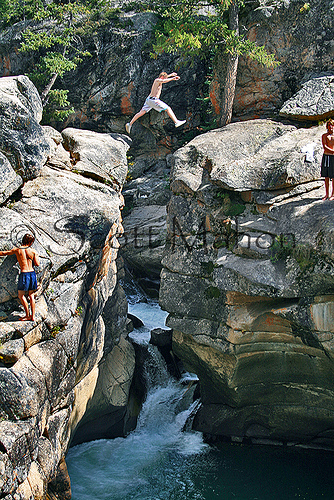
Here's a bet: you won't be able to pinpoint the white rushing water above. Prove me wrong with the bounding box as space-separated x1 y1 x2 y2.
67 292 334 500
67 294 208 500
128 299 169 344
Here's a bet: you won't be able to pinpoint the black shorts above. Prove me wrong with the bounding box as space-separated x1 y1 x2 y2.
321 154 334 179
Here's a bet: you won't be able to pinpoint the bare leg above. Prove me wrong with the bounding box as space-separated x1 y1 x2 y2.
129 109 147 127
166 106 178 124
323 177 330 200
330 178 334 200
18 290 31 320
28 291 36 321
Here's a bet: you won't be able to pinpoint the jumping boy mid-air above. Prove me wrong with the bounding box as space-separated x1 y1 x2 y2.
0 233 39 321
125 72 186 134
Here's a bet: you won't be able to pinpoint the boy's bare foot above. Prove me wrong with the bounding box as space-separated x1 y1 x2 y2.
329 195 334 200
19 315 32 321
322 195 329 200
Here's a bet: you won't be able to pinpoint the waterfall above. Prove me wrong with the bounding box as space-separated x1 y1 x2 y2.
67 292 334 500
67 293 208 500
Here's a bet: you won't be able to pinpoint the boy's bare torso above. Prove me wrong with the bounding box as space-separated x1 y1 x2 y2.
15 247 38 272
323 125 334 154
325 133 334 153
149 79 163 99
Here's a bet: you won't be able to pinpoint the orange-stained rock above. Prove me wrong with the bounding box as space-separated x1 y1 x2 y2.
120 82 135 116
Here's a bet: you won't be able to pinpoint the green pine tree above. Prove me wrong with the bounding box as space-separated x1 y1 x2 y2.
0 0 117 122
139 0 280 126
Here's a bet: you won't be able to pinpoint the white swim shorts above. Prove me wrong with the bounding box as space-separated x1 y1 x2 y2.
141 96 169 113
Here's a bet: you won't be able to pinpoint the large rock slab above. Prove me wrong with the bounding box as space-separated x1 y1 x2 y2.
280 74 334 121
12 165 123 275
61 128 129 187
0 88 136 498
161 119 334 447
171 120 322 193
0 152 22 203
121 205 167 279
0 75 50 181
70 335 135 444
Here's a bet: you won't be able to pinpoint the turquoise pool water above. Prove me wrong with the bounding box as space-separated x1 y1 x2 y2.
67 296 334 500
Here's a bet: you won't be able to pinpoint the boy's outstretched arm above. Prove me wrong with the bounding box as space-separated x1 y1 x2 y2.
157 75 180 84
0 248 16 257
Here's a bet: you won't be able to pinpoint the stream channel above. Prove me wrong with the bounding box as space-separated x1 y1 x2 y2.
67 289 334 500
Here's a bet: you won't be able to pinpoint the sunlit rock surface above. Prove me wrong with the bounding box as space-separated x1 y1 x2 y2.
160 119 334 448
280 73 334 121
0 75 50 181
0 76 135 499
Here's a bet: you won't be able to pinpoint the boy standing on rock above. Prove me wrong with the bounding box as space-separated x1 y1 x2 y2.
321 119 334 200
0 234 39 321
125 72 186 134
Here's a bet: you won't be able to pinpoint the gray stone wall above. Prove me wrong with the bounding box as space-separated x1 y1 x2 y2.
231 0 334 120
0 76 135 499
160 118 334 447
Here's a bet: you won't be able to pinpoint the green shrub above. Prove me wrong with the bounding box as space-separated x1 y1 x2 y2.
269 234 295 263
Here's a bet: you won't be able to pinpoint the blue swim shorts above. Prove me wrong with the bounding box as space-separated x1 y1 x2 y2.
18 271 38 292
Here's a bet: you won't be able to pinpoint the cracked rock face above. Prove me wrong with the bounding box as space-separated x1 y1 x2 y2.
0 75 50 181
61 127 129 187
280 74 334 121
0 76 136 499
171 120 323 193
226 0 334 121
160 118 334 447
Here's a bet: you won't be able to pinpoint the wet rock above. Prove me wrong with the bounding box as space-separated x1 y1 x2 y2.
70 335 135 444
121 205 167 279
47 456 71 500
127 313 144 329
150 328 172 348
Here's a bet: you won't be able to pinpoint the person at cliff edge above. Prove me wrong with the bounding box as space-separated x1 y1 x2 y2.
0 233 39 321
321 118 334 200
125 71 186 135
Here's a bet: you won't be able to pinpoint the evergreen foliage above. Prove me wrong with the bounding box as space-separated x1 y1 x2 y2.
0 0 118 122
146 0 276 65
136 0 280 125
0 0 281 125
